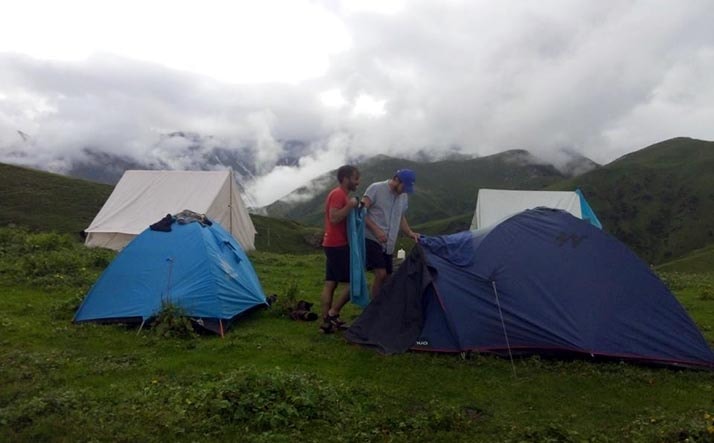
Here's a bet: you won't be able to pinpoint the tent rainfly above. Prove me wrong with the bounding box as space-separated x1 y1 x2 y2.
84 170 256 251
345 208 714 369
471 188 602 230
74 217 267 334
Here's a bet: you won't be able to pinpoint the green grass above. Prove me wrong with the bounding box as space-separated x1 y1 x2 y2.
251 214 322 254
656 244 714 274
1 228 714 442
0 163 113 236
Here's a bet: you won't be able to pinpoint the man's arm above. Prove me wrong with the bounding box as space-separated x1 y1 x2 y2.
329 197 358 224
400 216 419 242
362 195 388 243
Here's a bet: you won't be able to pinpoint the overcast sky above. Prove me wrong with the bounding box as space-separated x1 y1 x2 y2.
1 0 713 205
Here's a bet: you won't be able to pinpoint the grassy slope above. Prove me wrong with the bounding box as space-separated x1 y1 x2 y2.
553 137 714 264
656 244 714 274
0 163 113 235
251 214 322 254
1 249 713 441
0 163 320 254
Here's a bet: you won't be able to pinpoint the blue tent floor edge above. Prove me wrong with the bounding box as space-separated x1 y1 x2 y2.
73 304 267 335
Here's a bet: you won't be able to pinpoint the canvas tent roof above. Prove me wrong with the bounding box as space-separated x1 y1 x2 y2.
84 170 256 251
471 188 602 230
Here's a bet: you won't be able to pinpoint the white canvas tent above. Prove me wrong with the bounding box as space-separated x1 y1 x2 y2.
84 170 256 251
471 188 601 230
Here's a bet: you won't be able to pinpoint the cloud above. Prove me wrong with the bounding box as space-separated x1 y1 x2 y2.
1 0 713 205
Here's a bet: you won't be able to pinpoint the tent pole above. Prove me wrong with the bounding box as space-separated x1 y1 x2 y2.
137 319 146 336
492 281 517 378
219 319 224 338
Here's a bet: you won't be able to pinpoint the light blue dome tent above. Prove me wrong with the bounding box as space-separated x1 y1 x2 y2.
74 214 267 335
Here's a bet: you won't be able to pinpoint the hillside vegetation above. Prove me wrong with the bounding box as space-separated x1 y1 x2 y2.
555 137 714 263
3 136 714 264
656 244 714 274
1 227 713 441
0 163 321 254
267 150 571 226
0 163 113 235
268 137 714 265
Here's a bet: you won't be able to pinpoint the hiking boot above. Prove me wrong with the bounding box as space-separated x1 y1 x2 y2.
326 314 349 330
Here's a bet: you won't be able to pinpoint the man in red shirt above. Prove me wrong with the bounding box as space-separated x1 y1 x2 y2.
320 164 360 333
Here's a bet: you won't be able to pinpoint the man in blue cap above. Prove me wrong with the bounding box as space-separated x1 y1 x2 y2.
361 168 420 299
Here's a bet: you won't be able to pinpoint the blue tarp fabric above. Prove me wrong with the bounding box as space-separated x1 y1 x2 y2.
348 207 370 308
576 188 603 229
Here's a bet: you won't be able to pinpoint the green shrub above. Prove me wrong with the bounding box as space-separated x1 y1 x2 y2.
151 301 198 339
269 280 301 318
0 390 82 430
188 369 350 433
0 227 114 290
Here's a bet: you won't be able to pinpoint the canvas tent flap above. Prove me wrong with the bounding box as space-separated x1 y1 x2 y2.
471 189 582 230
85 170 256 251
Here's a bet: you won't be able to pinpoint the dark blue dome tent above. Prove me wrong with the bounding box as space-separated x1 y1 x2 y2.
74 214 267 335
345 208 714 369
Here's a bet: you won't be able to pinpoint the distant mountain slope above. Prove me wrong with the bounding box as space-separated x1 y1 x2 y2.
553 137 714 263
266 149 581 226
0 162 320 254
0 163 113 235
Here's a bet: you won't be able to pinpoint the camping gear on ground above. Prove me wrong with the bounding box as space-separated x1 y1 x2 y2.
288 300 319 321
74 213 267 335
471 188 602 230
84 170 256 251
396 249 406 260
345 208 714 369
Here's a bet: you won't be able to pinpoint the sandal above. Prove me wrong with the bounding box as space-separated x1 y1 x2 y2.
326 314 349 330
319 320 335 334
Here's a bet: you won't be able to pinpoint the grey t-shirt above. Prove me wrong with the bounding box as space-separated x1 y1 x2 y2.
363 180 408 254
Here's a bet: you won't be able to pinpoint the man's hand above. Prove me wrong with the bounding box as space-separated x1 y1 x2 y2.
348 196 360 208
407 231 420 242
375 228 388 244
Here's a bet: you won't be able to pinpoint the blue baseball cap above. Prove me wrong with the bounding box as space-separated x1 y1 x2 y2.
395 169 416 193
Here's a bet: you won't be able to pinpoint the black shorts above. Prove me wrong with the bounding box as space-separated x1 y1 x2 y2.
324 246 350 283
365 239 393 275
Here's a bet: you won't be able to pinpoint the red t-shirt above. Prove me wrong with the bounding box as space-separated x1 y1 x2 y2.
322 187 349 247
